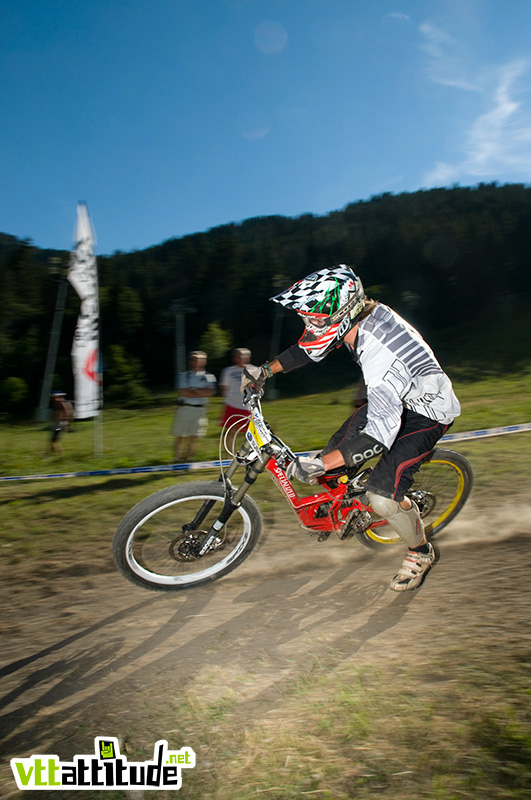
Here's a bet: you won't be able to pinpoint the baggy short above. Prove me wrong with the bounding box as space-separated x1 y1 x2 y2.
172 406 208 438
323 403 450 501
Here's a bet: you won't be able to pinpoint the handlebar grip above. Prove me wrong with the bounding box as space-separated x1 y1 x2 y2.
242 386 264 406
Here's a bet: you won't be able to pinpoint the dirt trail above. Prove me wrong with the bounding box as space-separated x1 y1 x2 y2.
2 499 531 796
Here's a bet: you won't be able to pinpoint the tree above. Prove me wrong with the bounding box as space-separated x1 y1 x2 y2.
104 344 149 406
199 322 232 373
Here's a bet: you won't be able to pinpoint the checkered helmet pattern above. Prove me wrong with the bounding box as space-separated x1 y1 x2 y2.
271 265 363 316
270 265 365 362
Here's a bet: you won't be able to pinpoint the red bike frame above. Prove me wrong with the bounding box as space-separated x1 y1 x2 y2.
265 456 384 535
244 394 387 537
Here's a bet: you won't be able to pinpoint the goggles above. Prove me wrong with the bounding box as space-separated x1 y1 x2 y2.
298 312 330 330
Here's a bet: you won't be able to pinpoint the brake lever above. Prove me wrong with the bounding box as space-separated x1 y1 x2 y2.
242 386 264 406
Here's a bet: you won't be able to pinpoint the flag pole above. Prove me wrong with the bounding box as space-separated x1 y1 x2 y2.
35 259 69 422
94 321 103 459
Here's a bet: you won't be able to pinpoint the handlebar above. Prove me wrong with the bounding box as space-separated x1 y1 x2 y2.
239 385 297 468
242 386 264 407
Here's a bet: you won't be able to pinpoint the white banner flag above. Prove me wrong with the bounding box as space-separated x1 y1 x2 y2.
67 203 101 419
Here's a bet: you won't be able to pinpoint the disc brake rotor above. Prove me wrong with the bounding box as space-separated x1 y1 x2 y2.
168 533 204 561
408 490 437 518
168 532 224 562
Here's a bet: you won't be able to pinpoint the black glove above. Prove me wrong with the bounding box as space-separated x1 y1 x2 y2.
240 364 270 394
286 456 326 485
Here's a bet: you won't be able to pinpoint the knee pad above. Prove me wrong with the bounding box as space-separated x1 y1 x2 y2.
366 492 400 519
366 491 425 549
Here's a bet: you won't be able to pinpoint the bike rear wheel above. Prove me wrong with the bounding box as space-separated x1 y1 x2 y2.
356 448 473 549
113 481 262 591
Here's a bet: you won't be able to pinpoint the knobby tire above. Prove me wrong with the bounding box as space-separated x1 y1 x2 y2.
112 481 262 592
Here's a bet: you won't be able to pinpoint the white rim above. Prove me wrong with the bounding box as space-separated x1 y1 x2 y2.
125 494 252 586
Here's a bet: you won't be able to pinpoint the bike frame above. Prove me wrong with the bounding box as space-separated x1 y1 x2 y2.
114 388 472 592
235 392 387 537
192 390 386 553
265 457 363 534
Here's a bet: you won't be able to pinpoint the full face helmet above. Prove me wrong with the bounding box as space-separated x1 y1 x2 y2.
270 265 365 361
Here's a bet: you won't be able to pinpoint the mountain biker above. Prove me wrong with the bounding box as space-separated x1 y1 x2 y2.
241 265 461 591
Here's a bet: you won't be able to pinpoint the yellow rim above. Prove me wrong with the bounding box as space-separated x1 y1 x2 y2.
364 458 465 544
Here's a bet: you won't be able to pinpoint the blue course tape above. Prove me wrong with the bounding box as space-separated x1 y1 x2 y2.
0 460 233 483
440 422 531 442
1 423 530 483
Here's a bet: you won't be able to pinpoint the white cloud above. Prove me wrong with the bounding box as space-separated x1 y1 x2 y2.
419 18 531 185
419 22 479 91
424 59 531 184
387 13 411 22
238 110 271 140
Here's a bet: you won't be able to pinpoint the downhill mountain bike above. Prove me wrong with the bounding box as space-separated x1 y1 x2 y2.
113 390 473 592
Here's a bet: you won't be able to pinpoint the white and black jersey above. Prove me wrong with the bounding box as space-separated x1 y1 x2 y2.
277 303 460 452
349 304 460 449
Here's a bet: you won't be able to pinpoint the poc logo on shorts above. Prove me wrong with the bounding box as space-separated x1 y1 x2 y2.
351 443 384 465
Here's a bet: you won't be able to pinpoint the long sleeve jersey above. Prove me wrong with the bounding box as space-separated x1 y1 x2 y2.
276 303 460 450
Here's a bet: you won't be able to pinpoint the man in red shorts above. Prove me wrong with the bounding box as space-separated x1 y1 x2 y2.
219 348 252 432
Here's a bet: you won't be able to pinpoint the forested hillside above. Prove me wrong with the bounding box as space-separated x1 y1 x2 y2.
1 182 530 411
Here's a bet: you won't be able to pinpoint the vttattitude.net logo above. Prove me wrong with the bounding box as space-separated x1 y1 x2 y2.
11 736 195 791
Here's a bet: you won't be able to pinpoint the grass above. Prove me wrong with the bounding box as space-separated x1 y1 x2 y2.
1 372 531 799
122 622 531 800
2 369 531 476
73 642 531 800
1 372 530 560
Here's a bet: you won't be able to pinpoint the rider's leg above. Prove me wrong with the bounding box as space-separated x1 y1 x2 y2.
320 404 385 473
367 490 434 591
366 491 425 549
321 405 368 460
287 410 367 483
363 409 451 591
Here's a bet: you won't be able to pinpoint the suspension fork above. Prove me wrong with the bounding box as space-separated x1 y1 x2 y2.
197 445 272 556
180 440 252 535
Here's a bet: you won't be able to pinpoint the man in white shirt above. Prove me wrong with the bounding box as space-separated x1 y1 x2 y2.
219 348 252 427
241 266 461 592
172 351 216 463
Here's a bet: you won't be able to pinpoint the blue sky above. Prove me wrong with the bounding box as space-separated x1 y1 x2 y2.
2 0 531 255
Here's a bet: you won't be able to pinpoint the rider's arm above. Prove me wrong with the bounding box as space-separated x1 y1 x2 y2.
241 347 310 393
263 358 282 375
274 344 313 374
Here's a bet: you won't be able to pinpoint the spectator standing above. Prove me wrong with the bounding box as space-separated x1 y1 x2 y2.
219 348 252 452
49 391 74 455
172 351 216 463
219 348 252 427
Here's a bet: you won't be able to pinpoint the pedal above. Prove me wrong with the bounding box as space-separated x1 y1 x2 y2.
299 524 331 542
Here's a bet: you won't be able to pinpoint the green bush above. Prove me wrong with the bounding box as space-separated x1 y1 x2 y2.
0 376 29 410
104 344 149 406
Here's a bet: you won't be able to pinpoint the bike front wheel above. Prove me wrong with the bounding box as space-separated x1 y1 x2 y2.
113 481 262 591
356 448 473 549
